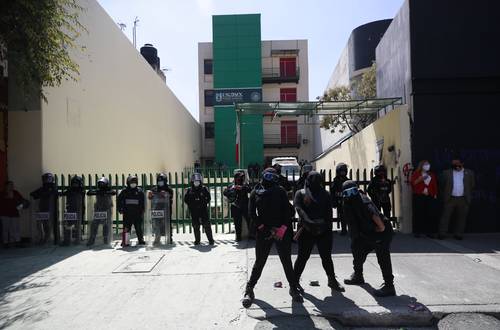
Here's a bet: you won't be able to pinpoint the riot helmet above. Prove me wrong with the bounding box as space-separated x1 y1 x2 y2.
97 177 110 190
157 173 168 187
70 175 83 188
336 163 348 177
191 173 203 188
126 175 138 189
374 165 387 177
42 173 55 186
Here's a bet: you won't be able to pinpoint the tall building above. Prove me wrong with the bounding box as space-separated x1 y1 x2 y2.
198 14 310 168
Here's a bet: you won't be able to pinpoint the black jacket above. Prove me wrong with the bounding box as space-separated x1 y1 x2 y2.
329 176 350 208
343 192 383 239
367 176 392 205
184 185 210 211
223 184 250 210
117 188 145 216
30 185 58 213
294 188 333 234
61 188 85 214
249 183 291 229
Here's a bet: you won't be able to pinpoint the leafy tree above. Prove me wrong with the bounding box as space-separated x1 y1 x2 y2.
0 0 86 101
354 62 377 99
319 86 351 133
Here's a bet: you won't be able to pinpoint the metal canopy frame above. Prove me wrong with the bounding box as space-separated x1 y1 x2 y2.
234 97 402 118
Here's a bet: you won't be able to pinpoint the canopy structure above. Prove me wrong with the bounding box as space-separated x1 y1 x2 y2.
234 97 402 118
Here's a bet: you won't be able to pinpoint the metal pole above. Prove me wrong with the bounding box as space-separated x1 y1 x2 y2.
133 16 139 49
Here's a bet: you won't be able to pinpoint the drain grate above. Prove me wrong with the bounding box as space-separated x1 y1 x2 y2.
112 254 165 273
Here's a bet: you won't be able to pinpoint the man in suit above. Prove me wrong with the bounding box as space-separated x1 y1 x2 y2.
438 156 475 240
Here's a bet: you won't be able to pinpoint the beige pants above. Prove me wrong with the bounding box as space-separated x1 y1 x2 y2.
1 216 21 243
439 197 469 235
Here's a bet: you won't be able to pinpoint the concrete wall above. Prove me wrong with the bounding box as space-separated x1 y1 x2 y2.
7 0 200 227
314 106 413 232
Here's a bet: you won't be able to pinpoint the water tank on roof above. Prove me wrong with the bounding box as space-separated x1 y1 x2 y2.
140 43 159 71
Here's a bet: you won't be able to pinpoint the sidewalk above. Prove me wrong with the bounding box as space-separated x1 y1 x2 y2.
0 233 499 329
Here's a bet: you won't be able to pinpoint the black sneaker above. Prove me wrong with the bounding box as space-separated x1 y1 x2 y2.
374 283 396 297
242 285 255 309
328 276 345 292
289 287 304 303
194 241 200 245
138 241 146 245
344 273 365 285
209 240 215 245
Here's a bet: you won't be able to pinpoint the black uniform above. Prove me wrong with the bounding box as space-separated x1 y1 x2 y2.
367 176 392 218
247 183 297 289
60 182 85 245
30 176 58 244
293 179 338 284
87 184 115 246
118 185 145 245
184 184 214 244
330 175 350 234
343 191 394 287
223 182 251 241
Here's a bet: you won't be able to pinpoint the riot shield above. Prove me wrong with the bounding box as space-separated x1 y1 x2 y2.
59 192 84 246
86 193 114 247
30 195 57 245
146 190 172 246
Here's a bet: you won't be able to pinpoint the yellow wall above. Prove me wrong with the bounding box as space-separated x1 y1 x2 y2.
314 106 413 232
7 0 200 237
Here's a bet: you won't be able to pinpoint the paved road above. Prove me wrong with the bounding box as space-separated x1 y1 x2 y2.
0 233 499 329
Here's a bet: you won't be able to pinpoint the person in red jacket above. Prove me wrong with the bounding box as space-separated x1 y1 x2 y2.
0 181 29 247
410 160 438 237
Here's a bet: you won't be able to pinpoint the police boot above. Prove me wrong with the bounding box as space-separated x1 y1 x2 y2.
289 285 304 303
242 284 255 309
374 282 396 297
328 276 345 292
344 272 365 285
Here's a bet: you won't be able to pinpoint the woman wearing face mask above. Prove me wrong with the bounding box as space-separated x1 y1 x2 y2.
410 160 438 238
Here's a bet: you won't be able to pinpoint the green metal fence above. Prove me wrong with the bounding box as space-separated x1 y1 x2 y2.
53 167 398 236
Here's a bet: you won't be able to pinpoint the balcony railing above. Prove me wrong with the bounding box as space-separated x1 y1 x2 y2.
262 66 300 84
263 134 301 148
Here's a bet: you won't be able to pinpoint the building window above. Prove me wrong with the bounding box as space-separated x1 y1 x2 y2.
280 88 297 102
204 89 214 107
204 59 213 75
280 57 297 77
281 120 298 144
205 122 215 139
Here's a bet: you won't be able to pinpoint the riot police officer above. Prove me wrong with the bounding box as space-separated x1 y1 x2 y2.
184 173 214 245
224 171 251 241
118 175 146 246
148 173 174 244
87 177 116 246
242 168 303 309
342 180 396 297
367 165 392 218
30 173 58 244
330 163 350 235
60 175 85 245
293 171 344 292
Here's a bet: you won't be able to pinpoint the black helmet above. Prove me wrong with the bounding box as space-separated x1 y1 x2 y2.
336 163 348 175
42 173 55 184
305 171 323 193
302 164 313 175
191 173 203 187
97 177 110 190
374 165 387 176
342 180 359 198
70 175 83 188
157 173 168 186
126 175 138 187
272 163 282 175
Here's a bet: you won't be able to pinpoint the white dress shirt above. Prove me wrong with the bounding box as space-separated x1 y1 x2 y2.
452 169 465 197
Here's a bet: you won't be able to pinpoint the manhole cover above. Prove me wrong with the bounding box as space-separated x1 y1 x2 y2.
113 254 165 273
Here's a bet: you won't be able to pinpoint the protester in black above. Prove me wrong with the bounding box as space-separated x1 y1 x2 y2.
293 171 344 292
184 173 214 245
342 180 396 297
242 168 303 308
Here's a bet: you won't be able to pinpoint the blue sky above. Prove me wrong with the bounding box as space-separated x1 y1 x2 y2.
97 0 404 120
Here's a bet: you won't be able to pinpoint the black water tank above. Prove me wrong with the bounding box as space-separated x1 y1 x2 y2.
140 43 159 70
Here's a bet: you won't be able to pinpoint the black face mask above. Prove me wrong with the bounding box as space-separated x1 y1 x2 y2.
452 165 462 170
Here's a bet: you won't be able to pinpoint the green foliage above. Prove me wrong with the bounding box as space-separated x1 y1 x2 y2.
319 86 351 133
0 0 86 101
355 62 377 99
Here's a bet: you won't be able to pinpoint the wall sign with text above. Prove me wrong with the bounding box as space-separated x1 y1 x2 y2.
214 88 262 106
